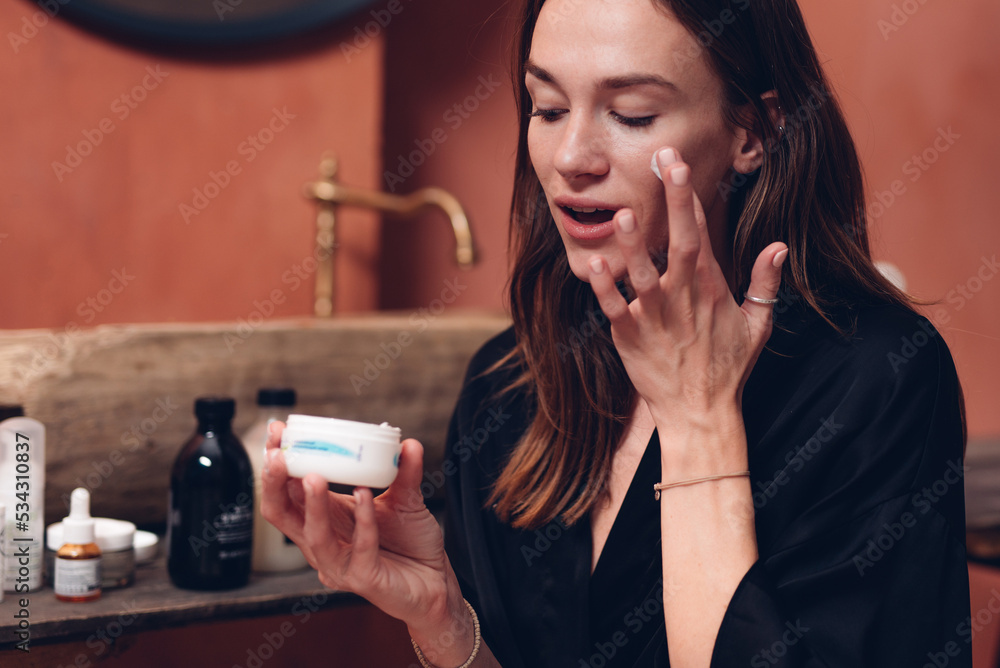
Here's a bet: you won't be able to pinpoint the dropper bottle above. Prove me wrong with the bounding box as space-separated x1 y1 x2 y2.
54 488 102 602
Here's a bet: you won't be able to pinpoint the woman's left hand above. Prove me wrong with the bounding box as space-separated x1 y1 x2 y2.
586 147 787 463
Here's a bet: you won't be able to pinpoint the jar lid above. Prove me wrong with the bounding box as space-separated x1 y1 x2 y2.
284 414 401 447
0 405 24 421
133 530 159 563
47 517 136 552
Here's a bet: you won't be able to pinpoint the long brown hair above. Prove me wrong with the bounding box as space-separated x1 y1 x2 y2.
489 0 911 529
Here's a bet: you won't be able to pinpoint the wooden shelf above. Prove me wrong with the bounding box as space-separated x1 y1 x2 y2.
0 555 358 649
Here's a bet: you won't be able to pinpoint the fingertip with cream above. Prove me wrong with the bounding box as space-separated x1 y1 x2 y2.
650 147 679 182
650 152 663 181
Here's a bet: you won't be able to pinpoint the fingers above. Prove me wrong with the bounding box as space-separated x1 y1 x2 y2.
262 421 310 532
302 473 337 552
266 420 285 451
387 439 428 512
350 487 379 575
586 146 711 330
587 255 631 327
742 242 789 338
614 209 662 303
261 446 304 531
659 148 701 290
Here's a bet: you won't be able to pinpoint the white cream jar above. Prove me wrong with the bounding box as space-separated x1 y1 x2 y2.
280 415 402 488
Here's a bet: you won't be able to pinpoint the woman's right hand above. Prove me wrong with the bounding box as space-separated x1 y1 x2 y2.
260 422 477 664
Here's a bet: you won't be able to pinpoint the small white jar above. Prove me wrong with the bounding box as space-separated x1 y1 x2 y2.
46 517 136 589
280 415 402 488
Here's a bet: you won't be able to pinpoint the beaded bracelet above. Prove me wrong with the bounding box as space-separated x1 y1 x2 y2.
653 471 751 500
411 599 481 668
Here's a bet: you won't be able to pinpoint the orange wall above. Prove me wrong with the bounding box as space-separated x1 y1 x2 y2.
378 0 1000 439
806 0 1000 441
0 1 385 328
378 0 517 314
1 0 997 436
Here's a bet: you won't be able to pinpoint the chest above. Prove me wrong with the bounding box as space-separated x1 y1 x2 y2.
589 402 657 573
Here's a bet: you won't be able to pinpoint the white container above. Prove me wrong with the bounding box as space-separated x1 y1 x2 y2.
46 517 136 589
242 390 309 573
133 530 159 564
0 414 45 592
280 415 402 488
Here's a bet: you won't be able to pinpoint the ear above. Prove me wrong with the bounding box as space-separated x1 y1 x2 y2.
731 90 784 175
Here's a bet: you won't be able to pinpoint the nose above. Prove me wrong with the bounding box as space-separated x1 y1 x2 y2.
553 112 609 181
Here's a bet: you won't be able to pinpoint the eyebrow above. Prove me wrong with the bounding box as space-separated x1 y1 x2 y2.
525 60 678 92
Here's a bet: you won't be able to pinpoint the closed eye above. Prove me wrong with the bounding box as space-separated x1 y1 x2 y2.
611 111 655 128
528 108 566 123
529 108 656 128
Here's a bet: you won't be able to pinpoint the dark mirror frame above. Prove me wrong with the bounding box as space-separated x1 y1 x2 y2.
52 0 381 47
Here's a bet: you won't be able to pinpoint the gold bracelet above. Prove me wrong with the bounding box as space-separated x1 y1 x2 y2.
653 471 751 500
411 599 481 668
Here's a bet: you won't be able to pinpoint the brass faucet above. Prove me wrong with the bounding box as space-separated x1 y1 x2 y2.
303 154 476 316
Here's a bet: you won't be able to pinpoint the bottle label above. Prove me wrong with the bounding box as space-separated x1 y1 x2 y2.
213 504 252 560
54 557 101 596
286 440 362 461
3 526 41 592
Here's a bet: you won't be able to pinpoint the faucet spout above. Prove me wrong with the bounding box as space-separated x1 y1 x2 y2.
302 154 476 316
306 179 475 268
400 187 475 268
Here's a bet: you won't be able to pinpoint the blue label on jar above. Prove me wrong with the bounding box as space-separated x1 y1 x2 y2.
292 440 362 461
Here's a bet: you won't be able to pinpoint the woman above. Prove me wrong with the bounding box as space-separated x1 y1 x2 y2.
262 0 971 666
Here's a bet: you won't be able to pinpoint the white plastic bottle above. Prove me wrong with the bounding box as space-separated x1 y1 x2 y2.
0 407 45 593
242 389 308 573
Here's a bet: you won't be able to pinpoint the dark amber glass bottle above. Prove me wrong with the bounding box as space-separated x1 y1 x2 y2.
167 397 253 590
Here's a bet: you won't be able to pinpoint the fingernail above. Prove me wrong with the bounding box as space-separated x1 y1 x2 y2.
589 257 604 274
618 211 635 234
670 164 689 187
659 148 678 167
772 248 788 269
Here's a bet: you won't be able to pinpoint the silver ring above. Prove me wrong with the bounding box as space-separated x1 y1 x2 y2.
744 292 779 305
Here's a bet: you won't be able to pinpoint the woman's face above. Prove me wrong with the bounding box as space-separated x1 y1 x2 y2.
526 0 749 282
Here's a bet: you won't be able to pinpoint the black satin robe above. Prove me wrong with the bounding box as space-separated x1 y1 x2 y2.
443 302 971 667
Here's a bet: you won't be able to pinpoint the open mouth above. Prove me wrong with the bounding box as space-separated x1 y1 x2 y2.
562 206 617 225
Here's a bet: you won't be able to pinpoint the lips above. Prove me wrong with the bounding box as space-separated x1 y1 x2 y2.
563 205 617 225
555 205 618 241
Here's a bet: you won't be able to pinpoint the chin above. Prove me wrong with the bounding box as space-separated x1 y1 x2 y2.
565 250 625 285
568 264 593 284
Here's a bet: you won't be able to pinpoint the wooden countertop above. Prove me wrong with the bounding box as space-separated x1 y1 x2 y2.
0 555 356 649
